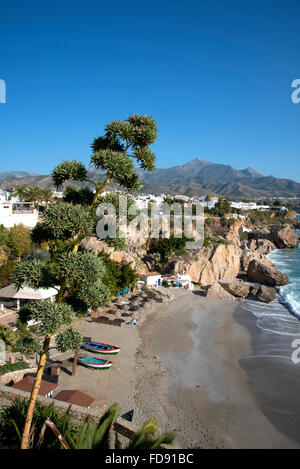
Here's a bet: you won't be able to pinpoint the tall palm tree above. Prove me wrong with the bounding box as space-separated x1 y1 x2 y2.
23 186 43 208
39 189 53 209
13 185 28 201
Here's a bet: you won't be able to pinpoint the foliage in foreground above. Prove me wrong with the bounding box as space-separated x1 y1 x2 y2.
0 361 29 376
10 114 158 449
0 399 174 450
0 398 78 449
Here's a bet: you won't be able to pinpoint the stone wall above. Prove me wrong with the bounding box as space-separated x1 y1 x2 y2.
0 383 138 442
0 367 37 386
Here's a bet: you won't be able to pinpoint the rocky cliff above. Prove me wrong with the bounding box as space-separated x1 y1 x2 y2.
163 243 242 286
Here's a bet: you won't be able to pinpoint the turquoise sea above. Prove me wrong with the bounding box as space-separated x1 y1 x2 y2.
268 219 300 317
242 218 300 334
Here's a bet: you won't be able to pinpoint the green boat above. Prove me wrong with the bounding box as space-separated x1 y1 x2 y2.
78 355 113 370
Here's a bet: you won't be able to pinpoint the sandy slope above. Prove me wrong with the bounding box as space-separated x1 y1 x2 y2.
56 290 299 449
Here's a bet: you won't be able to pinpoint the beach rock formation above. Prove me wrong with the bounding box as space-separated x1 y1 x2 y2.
271 225 299 249
205 282 235 300
247 259 289 286
220 280 250 298
225 230 241 246
256 239 277 255
81 236 147 273
166 244 242 286
240 250 269 272
255 285 277 303
239 237 276 272
249 224 298 249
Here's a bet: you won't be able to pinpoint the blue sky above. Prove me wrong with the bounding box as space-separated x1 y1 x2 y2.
0 0 300 181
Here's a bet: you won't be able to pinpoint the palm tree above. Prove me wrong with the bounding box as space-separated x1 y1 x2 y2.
13 185 28 201
0 400 174 449
69 404 174 449
23 186 43 208
0 324 16 349
39 189 53 209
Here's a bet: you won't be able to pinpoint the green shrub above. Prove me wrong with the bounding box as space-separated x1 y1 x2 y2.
0 324 18 349
240 231 249 241
0 260 16 288
101 254 138 296
0 361 30 376
149 234 193 261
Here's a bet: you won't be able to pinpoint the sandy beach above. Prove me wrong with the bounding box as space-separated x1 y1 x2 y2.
55 290 300 449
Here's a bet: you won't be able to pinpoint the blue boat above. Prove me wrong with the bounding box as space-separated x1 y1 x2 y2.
82 340 121 355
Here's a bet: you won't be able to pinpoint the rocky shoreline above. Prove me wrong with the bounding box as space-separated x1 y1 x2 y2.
82 218 299 306
167 223 299 304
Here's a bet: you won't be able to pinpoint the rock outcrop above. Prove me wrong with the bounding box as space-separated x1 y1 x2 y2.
249 224 298 249
81 236 148 273
225 231 241 246
247 259 289 286
205 282 235 300
220 281 250 298
166 244 242 286
271 225 299 249
256 239 277 255
240 239 275 272
241 250 269 272
255 285 277 303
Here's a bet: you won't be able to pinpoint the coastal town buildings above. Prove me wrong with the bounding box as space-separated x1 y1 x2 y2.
139 272 193 290
139 272 162 286
230 201 270 211
0 200 38 228
0 190 38 228
0 284 59 312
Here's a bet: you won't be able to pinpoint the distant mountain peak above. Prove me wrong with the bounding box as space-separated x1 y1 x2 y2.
0 160 299 198
240 167 264 178
0 171 38 179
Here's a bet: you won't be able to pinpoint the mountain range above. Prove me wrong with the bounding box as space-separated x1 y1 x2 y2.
0 158 300 199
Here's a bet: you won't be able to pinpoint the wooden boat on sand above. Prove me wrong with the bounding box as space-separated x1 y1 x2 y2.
78 355 113 370
82 340 120 355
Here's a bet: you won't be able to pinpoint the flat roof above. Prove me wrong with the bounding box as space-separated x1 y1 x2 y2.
54 390 94 408
139 272 161 277
12 375 57 396
0 284 59 300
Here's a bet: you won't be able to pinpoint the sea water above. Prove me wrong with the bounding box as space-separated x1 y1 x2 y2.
242 220 300 336
268 228 300 318
237 220 300 445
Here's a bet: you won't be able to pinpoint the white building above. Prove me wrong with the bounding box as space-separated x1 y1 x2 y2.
230 201 270 211
162 274 193 289
228 213 246 220
134 195 164 210
51 190 64 199
0 284 59 311
139 272 162 287
0 200 38 228
176 274 193 289
196 196 219 209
